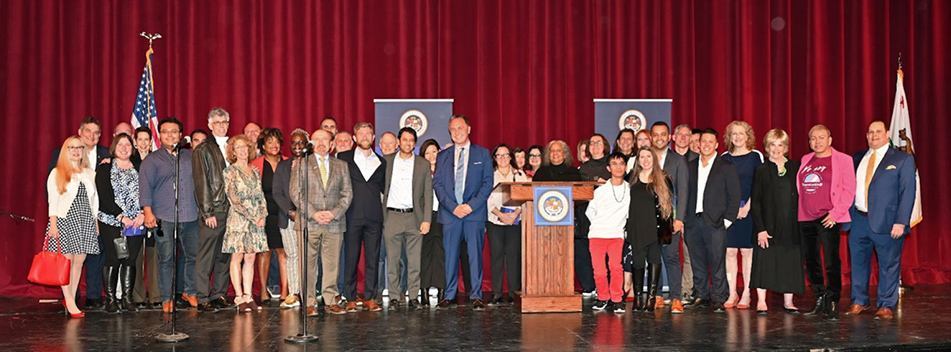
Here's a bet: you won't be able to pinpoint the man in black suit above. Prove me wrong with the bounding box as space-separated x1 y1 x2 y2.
684 128 740 313
49 116 111 310
671 123 698 303
651 122 689 312
336 122 387 312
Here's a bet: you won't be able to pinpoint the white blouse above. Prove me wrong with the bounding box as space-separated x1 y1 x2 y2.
487 168 529 225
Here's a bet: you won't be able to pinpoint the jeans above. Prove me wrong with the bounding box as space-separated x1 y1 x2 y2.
155 220 199 302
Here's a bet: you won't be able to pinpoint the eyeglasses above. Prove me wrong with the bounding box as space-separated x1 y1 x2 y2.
529 154 541 158
160 129 180 134
67 146 86 151
210 120 230 125
494 153 510 158
589 140 604 146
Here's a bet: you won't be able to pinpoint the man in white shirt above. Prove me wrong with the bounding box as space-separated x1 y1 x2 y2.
381 127 433 310
684 128 740 313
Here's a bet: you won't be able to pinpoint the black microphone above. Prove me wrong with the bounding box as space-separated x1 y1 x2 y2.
301 141 315 155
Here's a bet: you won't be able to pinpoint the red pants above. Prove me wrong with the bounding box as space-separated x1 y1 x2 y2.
589 238 624 302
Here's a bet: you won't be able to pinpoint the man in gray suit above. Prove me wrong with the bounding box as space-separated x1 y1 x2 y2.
290 129 353 316
651 121 690 313
381 127 434 310
670 123 698 304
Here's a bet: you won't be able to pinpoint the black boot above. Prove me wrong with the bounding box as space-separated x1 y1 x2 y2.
646 264 662 312
120 266 138 312
805 293 827 317
102 266 120 314
632 268 646 312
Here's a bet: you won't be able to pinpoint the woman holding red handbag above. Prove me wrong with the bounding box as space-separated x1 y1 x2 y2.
46 136 100 318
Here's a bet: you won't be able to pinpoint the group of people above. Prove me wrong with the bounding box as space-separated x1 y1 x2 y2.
45 111 916 321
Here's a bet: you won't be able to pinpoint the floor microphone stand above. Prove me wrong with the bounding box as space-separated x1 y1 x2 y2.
286 152 317 343
156 143 189 343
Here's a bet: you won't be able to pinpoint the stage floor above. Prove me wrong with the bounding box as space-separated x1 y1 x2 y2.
1 285 950 351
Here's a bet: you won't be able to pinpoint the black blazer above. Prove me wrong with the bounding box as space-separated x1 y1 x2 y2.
337 149 387 225
750 160 801 246
272 157 296 229
685 154 741 229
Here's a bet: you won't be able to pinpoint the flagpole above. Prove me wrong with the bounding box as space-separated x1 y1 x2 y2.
894 51 915 294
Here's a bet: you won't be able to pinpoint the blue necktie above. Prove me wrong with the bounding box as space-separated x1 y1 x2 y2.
455 147 466 204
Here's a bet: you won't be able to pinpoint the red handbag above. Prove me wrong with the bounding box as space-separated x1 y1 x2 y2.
27 236 71 286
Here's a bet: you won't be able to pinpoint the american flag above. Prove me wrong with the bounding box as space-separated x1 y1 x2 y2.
130 47 159 150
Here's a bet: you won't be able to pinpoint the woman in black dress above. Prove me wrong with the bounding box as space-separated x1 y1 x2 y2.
626 146 675 312
252 128 288 302
750 129 805 314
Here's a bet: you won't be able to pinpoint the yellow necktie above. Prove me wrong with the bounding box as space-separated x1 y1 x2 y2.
864 150 877 208
319 158 328 189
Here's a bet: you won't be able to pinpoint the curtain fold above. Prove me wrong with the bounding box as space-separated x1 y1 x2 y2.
1 0 947 297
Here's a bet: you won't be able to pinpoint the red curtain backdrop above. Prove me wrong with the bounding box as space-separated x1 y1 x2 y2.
1 0 948 297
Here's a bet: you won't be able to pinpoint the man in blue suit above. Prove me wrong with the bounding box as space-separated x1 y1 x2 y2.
845 120 916 320
433 114 494 311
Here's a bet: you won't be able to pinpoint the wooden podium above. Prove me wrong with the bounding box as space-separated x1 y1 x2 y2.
497 181 599 313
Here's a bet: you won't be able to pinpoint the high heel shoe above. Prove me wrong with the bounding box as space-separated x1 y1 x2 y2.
724 296 739 309
63 300 85 318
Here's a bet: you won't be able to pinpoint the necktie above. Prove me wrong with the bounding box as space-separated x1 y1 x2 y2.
319 157 328 189
455 147 466 204
864 150 877 208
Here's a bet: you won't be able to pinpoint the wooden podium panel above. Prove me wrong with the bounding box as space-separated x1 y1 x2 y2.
498 181 599 313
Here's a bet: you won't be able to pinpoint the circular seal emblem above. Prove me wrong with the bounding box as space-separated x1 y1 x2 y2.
618 109 647 131
400 109 428 137
537 190 570 223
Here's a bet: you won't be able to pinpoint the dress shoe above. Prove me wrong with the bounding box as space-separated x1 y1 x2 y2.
346 302 359 313
687 298 710 309
844 304 871 316
326 304 347 315
306 306 319 317
408 299 422 310
364 300 383 312
212 297 231 309
472 298 486 311
804 294 827 317
182 293 198 307
162 300 174 313
389 299 402 310
436 299 451 310
824 301 839 320
756 303 768 315
84 298 103 310
783 306 800 314
724 295 738 309
69 311 86 318
874 308 894 320
671 299 684 314
713 302 726 313
198 302 219 313
487 296 504 307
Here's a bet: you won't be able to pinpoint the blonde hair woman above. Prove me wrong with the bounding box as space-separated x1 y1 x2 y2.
721 120 763 309
221 135 269 312
47 136 100 318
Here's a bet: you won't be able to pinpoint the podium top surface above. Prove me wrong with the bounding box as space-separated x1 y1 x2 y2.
495 181 602 205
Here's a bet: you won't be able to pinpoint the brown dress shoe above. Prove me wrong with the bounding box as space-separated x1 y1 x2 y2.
472 298 486 311
306 306 319 317
364 300 383 312
874 308 894 319
844 304 871 315
182 293 198 307
162 300 174 313
346 301 359 313
326 304 347 315
436 299 451 309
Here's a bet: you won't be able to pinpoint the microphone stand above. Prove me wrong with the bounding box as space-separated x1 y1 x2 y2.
286 149 317 343
156 142 189 343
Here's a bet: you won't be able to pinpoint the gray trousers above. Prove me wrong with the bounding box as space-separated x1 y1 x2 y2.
304 229 343 306
383 212 422 300
195 212 231 304
682 230 694 297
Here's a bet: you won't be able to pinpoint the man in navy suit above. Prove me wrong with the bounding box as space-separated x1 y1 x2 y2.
433 114 494 311
845 120 916 320
49 116 111 310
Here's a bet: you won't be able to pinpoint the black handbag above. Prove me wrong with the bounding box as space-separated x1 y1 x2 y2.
114 235 130 260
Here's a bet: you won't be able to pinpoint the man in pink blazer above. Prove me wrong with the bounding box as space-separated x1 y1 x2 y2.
796 124 856 320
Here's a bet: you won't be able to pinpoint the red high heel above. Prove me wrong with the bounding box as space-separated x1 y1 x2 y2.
63 300 85 318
